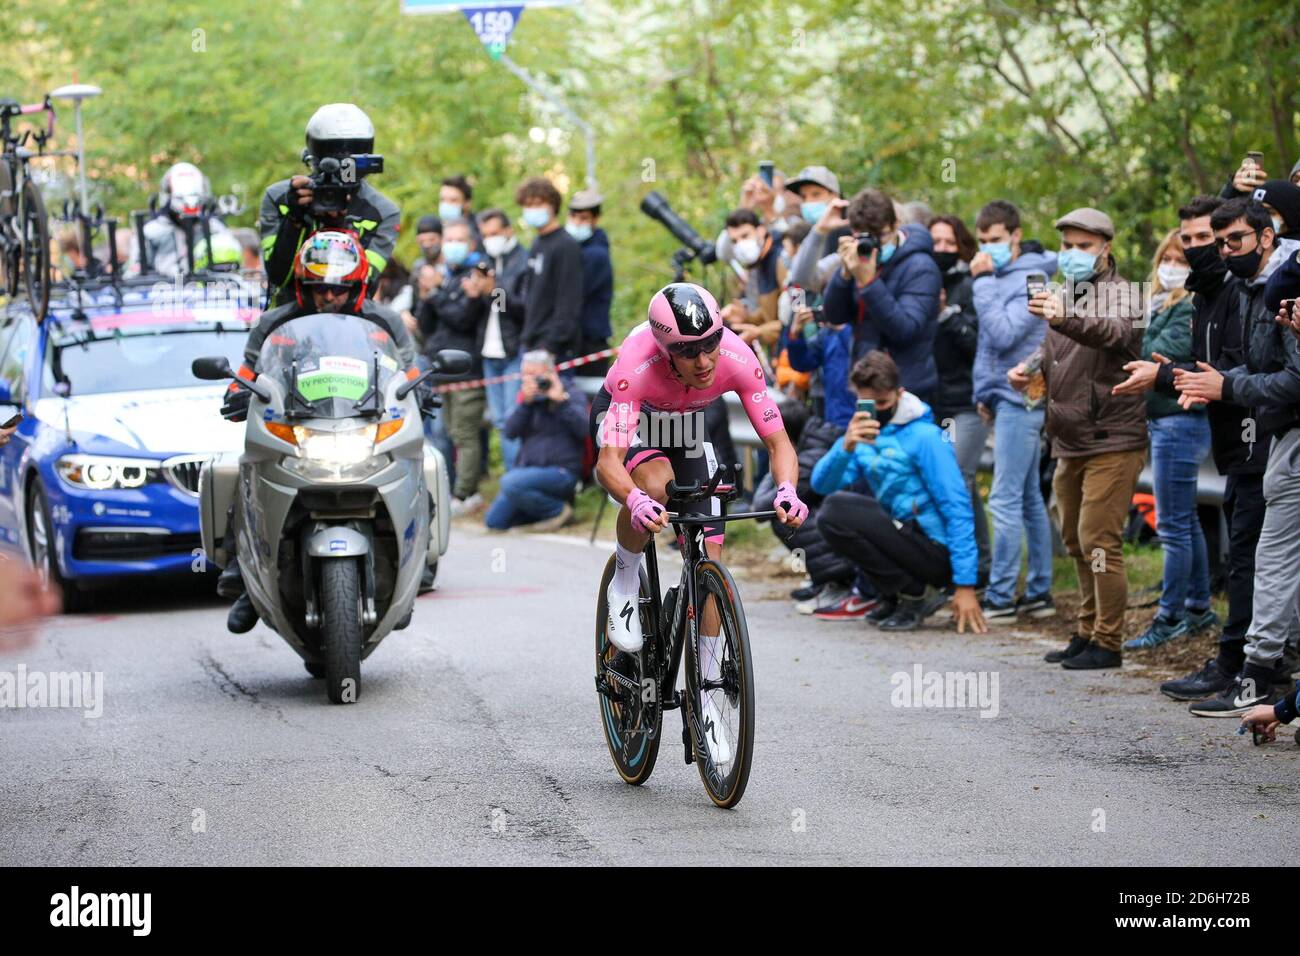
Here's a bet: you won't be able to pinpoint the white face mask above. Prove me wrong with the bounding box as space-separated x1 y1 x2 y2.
733 238 762 267
1157 262 1189 290
1273 216 1285 236
483 234 514 258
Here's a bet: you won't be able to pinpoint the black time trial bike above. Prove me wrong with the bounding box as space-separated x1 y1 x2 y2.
595 464 776 809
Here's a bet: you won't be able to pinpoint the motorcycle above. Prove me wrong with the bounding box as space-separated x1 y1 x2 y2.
193 312 469 703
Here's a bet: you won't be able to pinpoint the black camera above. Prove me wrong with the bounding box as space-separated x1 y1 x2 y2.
308 153 384 216
640 191 717 265
855 232 879 260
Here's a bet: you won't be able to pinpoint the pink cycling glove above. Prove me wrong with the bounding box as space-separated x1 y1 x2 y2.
773 481 808 522
626 488 666 533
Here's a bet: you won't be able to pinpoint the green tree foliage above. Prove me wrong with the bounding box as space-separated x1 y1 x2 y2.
2 0 1296 332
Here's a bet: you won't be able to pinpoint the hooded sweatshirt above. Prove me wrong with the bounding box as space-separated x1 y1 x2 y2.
970 242 1058 409
809 391 978 586
822 223 943 399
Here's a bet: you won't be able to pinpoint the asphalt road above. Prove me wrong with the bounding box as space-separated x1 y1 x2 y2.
2 525 1297 866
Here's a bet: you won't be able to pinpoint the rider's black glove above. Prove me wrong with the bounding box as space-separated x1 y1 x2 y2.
221 387 251 423
417 384 439 419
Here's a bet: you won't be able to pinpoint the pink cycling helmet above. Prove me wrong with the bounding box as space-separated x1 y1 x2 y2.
647 283 724 355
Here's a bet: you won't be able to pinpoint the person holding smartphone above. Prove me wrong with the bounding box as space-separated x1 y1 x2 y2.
810 351 986 633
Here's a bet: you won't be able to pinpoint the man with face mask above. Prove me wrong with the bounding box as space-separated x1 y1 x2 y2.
1012 207 1145 671
1113 196 1272 704
476 208 529 469
566 190 614 375
717 208 785 349
1171 197 1300 714
515 176 584 361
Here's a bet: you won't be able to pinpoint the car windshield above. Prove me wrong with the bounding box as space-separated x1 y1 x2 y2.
256 313 402 420
52 326 249 395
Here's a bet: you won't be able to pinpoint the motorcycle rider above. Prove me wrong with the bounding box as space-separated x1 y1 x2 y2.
131 162 229 277
259 103 399 307
219 230 427 634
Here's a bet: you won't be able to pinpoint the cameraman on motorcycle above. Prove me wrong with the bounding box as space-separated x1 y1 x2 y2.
259 103 399 307
218 230 430 634
131 162 229 277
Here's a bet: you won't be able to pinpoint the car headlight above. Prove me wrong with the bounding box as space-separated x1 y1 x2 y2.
57 455 165 490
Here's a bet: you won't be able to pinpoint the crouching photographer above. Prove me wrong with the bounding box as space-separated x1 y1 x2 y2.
259 103 399 306
483 351 587 533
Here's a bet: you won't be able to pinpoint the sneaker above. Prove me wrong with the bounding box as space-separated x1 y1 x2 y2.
1122 615 1188 651
605 582 643 653
518 502 574 533
866 596 898 624
813 590 877 621
790 581 821 602
226 593 258 634
981 598 1018 625
802 582 851 616
697 695 733 766
450 493 484 517
877 589 937 632
1188 665 1278 717
1160 658 1235 701
1184 607 1220 635
1061 643 1122 670
1016 592 1056 619
1045 634 1090 663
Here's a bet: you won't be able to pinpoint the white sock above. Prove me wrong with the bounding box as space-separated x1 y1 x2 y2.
613 543 642 595
700 634 723 682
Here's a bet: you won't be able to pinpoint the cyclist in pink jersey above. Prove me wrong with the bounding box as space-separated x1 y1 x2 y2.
589 283 807 658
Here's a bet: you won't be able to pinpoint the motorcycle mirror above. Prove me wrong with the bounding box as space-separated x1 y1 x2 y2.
192 356 233 381
434 349 472 376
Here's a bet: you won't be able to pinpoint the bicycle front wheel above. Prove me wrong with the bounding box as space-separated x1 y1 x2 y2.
685 559 756 809
19 180 49 320
595 554 662 786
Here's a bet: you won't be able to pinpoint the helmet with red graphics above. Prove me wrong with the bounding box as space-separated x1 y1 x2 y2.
647 282 724 357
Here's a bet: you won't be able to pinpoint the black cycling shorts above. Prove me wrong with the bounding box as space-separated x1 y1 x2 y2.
589 386 724 542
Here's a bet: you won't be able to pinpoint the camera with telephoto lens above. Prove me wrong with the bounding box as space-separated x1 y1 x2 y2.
855 232 879 260
308 153 384 216
639 190 717 265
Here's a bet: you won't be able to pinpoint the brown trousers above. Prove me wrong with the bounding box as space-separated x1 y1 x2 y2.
1052 450 1145 651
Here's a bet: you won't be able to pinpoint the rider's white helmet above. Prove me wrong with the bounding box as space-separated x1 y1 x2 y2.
303 104 375 165
160 162 210 219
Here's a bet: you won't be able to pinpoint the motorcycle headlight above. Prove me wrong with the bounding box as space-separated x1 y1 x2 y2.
57 455 164 490
292 424 378 466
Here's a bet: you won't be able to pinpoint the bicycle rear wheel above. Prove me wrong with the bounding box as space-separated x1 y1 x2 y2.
19 180 49 320
685 559 755 808
595 554 662 785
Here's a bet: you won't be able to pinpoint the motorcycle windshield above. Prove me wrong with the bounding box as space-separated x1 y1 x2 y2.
256 313 403 419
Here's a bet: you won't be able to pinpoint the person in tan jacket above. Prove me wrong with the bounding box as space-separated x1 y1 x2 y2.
1009 207 1146 669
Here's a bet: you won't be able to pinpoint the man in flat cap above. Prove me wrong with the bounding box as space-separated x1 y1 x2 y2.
1010 207 1146 671
567 189 614 376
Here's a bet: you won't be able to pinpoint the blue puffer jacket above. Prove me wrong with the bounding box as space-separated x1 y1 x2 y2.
822 223 942 399
809 392 978 586
786 323 856 427
970 244 1058 409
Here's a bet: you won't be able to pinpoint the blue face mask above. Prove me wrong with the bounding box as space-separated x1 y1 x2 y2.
522 206 551 229
1058 248 1099 282
565 221 593 242
442 241 469 266
980 242 1012 270
801 201 828 224
439 202 464 223
878 241 897 264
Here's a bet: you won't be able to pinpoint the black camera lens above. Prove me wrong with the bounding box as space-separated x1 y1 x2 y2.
855 233 879 259
535 376 552 391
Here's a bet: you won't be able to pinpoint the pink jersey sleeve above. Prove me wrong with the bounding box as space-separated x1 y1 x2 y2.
716 329 785 439
598 328 652 448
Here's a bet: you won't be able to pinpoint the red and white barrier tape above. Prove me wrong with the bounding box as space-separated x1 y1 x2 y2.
431 347 619 393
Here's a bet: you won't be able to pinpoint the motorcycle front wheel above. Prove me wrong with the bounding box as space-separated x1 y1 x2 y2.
320 558 363 704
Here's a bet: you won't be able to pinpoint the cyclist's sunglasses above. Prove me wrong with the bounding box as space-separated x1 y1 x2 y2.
668 329 724 359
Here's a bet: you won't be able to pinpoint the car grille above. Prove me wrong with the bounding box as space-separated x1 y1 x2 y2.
73 529 203 562
163 455 209 496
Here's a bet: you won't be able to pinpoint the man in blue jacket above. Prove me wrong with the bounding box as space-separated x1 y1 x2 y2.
821 188 942 405
567 190 614 376
970 199 1059 624
811 351 986 633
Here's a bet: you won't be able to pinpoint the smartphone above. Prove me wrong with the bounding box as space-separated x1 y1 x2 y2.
1026 272 1048 297
758 161 774 188
0 413 21 429
855 398 876 419
1246 150 1264 166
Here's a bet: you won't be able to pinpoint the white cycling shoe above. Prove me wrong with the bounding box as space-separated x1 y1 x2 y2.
606 583 643 653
